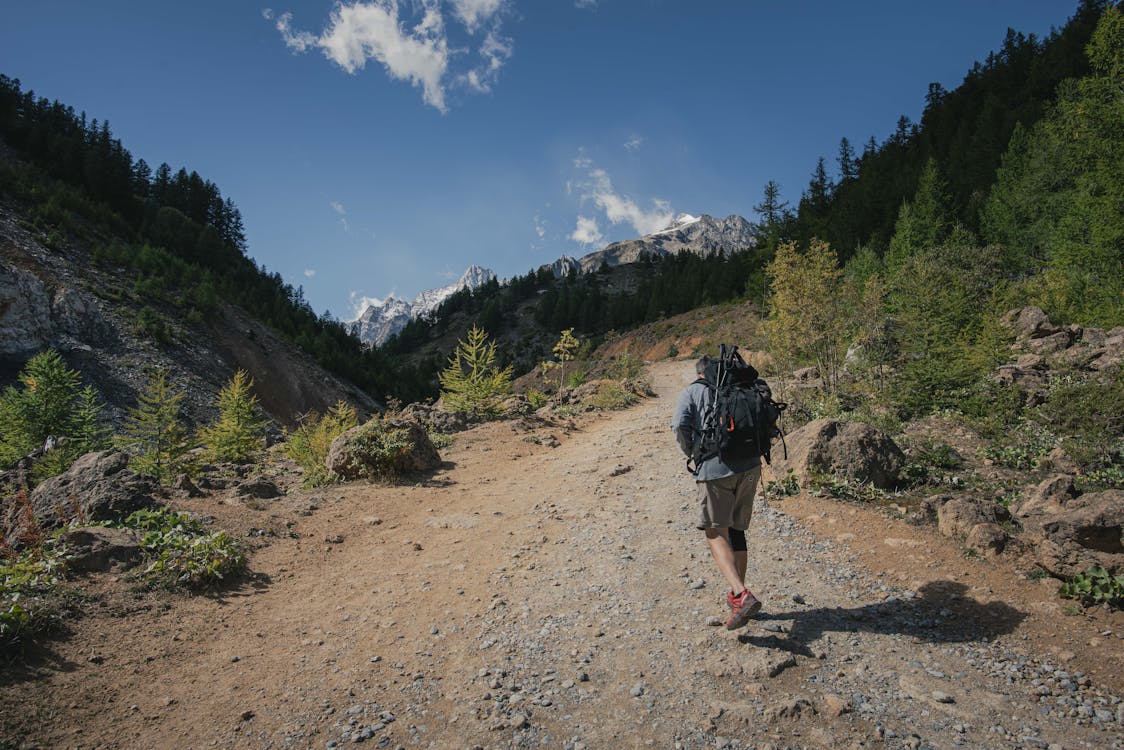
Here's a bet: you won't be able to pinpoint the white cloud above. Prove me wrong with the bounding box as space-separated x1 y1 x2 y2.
575 0 598 9
348 290 400 320
570 215 603 246
330 200 347 215
450 0 504 33
624 134 643 152
533 212 546 239
572 158 674 236
262 8 274 21
273 1 514 112
304 268 317 278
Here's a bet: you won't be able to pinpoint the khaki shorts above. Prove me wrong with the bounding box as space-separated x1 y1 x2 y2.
696 466 761 531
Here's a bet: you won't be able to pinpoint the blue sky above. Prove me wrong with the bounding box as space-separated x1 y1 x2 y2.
1 1 1076 320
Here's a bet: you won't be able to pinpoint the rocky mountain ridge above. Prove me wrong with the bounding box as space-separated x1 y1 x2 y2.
0 201 378 428
350 264 496 346
573 213 757 273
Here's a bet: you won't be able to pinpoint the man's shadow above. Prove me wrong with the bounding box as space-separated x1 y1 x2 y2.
738 580 1026 656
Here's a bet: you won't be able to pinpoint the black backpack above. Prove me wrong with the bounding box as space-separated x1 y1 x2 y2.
689 344 786 475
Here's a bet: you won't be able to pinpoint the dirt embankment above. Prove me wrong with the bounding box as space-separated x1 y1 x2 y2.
2 360 1122 750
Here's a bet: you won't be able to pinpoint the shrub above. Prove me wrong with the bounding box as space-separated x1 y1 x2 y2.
1059 566 1124 609
763 469 800 501
334 419 415 481
982 419 1058 470
903 440 963 486
283 401 360 487
583 381 637 411
1032 369 1124 470
1075 464 1124 493
807 470 893 503
116 508 245 588
0 539 70 647
525 389 549 410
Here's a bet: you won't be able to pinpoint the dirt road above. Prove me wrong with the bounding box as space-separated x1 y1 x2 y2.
3 360 1123 750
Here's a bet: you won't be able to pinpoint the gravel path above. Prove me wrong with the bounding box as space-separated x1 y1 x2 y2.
2 361 1122 750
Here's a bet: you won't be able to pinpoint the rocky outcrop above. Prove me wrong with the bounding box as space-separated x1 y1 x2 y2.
765 419 905 489
999 306 1124 377
0 263 113 356
399 402 472 434
575 214 757 273
325 418 441 482
1023 488 1123 579
27 451 159 529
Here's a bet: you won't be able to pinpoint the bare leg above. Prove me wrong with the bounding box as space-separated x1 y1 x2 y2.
704 528 746 595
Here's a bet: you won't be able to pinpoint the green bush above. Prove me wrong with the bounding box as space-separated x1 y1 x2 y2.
283 401 360 487
807 470 893 503
525 389 549 410
115 368 194 485
903 440 963 486
1059 566 1123 609
335 420 414 481
763 469 800 500
1032 369 1124 470
428 431 454 450
0 541 70 647
116 508 245 588
1075 464 1124 493
982 419 1058 470
585 381 637 411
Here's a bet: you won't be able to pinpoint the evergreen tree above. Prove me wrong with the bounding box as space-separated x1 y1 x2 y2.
837 137 858 182
198 370 269 463
116 368 193 484
438 325 513 419
885 158 954 273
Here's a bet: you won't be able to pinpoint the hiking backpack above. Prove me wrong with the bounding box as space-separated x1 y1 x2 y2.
689 344 787 475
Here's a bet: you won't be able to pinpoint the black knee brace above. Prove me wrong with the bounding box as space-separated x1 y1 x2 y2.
729 528 747 552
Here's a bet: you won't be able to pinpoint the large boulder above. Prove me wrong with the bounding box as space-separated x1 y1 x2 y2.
766 419 905 489
1001 306 1063 341
398 402 471 434
1012 475 1078 522
937 496 1002 539
28 451 158 530
325 418 441 482
1029 490 1123 579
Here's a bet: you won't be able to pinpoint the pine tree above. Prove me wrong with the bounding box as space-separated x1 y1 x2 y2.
198 370 269 464
438 325 513 419
885 158 953 273
116 369 193 484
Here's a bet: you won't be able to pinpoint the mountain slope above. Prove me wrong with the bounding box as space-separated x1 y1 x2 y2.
575 213 757 272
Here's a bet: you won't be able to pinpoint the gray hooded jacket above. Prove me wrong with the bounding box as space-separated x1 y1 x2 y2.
671 379 761 482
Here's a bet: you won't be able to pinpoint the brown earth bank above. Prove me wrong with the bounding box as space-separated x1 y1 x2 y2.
2 360 1122 750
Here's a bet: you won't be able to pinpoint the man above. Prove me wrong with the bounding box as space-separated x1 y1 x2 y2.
672 355 763 630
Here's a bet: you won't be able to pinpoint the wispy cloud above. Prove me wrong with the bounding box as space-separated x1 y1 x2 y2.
304 268 317 278
575 0 598 9
348 290 399 320
271 1 512 113
624 133 644 152
571 155 674 237
329 200 350 231
533 212 547 239
570 215 603 246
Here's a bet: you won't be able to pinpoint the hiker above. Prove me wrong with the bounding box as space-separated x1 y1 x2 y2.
672 355 763 630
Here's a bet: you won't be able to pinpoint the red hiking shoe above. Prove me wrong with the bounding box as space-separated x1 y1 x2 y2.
725 589 762 630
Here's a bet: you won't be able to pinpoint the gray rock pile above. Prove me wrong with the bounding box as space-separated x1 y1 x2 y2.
766 418 905 489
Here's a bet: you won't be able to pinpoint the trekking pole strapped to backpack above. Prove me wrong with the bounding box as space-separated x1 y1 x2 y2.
688 344 787 476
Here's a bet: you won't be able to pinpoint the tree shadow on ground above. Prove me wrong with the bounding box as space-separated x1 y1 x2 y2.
737 580 1026 656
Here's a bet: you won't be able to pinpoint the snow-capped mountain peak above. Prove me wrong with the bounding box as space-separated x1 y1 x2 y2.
350 265 496 346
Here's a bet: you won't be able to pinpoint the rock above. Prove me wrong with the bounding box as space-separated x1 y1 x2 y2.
237 479 282 499
821 694 853 717
629 682 645 697
931 691 956 704
1032 490 1123 579
737 648 797 680
57 526 142 572
173 473 205 498
325 418 441 481
398 403 471 434
936 496 1001 540
1002 307 1062 340
966 523 1008 556
765 419 905 489
765 696 815 721
1026 331 1073 355
608 464 632 477
14 452 158 545
1013 475 1078 522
